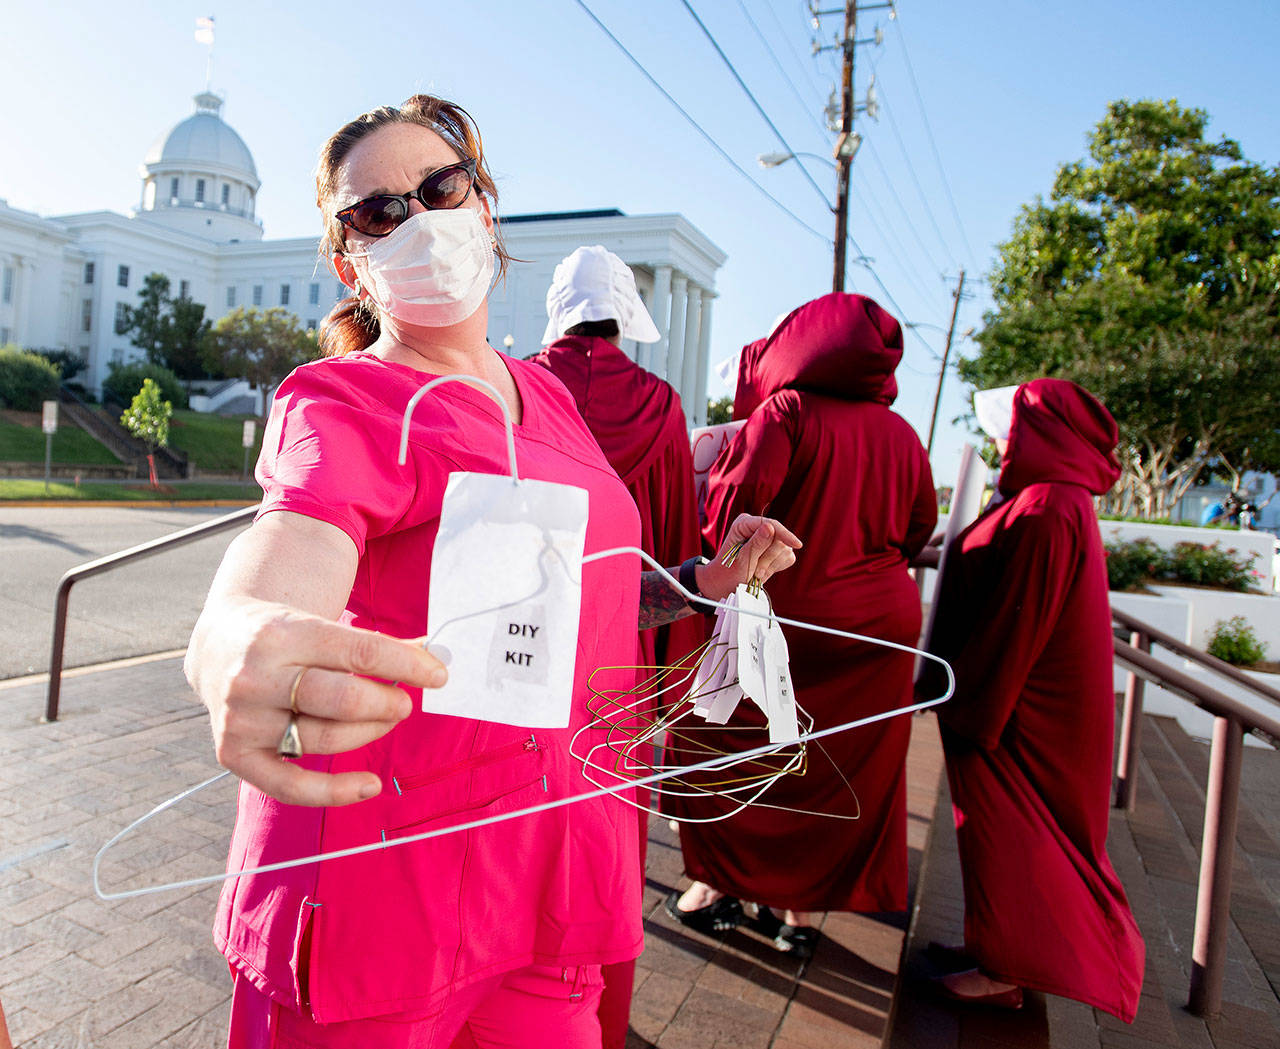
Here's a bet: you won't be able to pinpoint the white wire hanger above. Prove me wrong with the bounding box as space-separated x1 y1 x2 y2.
93 373 954 900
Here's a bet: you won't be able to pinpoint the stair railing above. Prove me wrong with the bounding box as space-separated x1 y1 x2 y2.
44 504 259 723
1111 609 1280 1020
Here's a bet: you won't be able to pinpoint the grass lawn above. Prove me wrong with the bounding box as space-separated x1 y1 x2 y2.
168 410 265 474
0 412 122 465
0 479 262 502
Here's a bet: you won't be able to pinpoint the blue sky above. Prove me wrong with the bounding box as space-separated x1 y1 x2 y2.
4 0 1276 486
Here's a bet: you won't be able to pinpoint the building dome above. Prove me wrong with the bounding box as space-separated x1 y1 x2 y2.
135 92 264 242
144 92 258 180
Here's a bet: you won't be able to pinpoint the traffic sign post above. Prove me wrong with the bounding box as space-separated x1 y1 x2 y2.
241 419 256 482
42 400 58 494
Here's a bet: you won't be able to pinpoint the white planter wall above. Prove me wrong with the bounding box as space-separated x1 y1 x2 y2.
1099 520 1277 593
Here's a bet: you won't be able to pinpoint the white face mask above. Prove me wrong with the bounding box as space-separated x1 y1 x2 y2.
348 207 495 327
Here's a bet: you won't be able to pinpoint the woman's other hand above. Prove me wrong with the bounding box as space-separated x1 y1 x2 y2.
697 514 802 602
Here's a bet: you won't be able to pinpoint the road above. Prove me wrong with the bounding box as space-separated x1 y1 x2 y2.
0 504 252 679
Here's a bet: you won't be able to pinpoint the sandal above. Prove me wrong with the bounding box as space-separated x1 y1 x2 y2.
773 923 820 960
664 889 743 934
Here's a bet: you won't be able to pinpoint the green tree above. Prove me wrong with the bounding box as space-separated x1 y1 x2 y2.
119 273 213 381
706 395 732 425
203 307 318 424
102 361 187 410
962 99 1280 517
120 378 172 452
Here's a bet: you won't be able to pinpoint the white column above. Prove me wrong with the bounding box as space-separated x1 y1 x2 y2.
665 274 688 387
640 265 672 374
11 256 31 346
681 286 702 423
693 292 716 426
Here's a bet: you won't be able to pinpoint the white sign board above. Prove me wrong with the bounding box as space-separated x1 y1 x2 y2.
42 400 58 435
241 420 257 449
919 443 988 659
690 420 745 525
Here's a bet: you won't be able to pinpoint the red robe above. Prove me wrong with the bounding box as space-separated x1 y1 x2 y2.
927 378 1144 1021
531 335 705 667
667 293 936 912
531 334 704 1049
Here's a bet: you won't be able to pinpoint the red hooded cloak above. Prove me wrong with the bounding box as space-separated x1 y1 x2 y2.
531 335 705 668
927 378 1144 1020
531 334 704 1049
666 293 936 912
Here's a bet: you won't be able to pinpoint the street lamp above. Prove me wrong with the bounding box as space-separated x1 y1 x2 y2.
757 151 838 171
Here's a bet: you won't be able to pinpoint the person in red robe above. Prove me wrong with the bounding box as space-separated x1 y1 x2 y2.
531 245 705 1049
664 292 937 957
924 378 1145 1019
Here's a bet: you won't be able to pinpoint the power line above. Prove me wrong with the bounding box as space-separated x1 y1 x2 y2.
861 135 951 291
677 0 831 210
853 175 948 310
569 0 832 245
756 0 830 107
733 0 832 144
890 7 978 267
843 227 946 365
877 85 959 269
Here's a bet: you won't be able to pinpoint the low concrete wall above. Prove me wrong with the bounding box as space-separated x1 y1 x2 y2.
0 460 136 480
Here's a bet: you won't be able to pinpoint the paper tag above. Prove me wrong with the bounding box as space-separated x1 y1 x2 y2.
735 585 770 704
762 619 798 742
735 585 797 741
692 597 742 722
425 473 588 727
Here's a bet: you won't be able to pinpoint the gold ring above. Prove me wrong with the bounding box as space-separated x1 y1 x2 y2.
289 667 309 715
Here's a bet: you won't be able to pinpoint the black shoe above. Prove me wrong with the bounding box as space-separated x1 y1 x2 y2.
924 941 978 972
747 904 784 938
773 923 820 960
664 890 743 934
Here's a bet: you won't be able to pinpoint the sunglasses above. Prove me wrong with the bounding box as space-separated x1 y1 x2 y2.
336 158 478 238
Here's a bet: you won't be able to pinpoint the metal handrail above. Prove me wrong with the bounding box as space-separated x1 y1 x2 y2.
1112 605 1280 708
44 504 260 722
1111 611 1279 1021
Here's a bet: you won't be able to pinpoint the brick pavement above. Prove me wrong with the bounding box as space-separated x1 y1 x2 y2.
0 657 947 1049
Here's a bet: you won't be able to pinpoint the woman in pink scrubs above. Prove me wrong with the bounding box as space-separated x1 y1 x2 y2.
183 94 800 1049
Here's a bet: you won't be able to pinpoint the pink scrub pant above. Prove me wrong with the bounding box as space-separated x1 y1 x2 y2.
227 964 604 1049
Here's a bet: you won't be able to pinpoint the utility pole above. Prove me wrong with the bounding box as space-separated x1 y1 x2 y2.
831 1 856 292
926 268 966 456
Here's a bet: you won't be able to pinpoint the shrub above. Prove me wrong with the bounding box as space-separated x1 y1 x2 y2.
1104 537 1166 591
102 361 187 410
1206 616 1267 666
31 348 85 382
1165 542 1257 592
0 345 62 410
1104 537 1260 592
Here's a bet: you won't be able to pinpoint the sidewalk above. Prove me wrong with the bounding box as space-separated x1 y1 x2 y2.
0 657 946 1048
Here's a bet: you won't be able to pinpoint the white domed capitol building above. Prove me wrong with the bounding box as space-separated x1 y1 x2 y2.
0 90 723 423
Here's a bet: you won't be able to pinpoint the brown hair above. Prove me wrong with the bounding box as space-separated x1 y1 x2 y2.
565 319 620 340
315 94 511 357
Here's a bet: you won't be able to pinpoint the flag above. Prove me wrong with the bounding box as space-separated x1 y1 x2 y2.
195 16 215 45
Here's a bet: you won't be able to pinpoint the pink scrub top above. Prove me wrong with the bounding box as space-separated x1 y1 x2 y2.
215 352 644 1024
